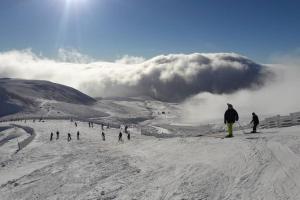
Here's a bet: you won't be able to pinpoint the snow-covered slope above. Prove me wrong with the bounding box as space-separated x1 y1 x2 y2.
0 120 300 200
0 78 185 127
0 78 100 118
0 78 95 104
1 78 300 199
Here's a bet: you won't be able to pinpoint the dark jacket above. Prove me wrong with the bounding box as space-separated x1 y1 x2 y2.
251 114 259 124
224 108 239 124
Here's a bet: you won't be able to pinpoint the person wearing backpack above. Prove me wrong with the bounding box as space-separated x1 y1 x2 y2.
224 103 239 138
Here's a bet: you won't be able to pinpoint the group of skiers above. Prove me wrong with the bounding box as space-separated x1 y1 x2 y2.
49 130 80 141
49 105 257 141
118 125 131 142
49 121 131 142
88 122 94 128
224 103 259 138
49 131 60 141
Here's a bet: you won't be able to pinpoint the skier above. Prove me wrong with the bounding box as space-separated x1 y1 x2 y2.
118 132 123 142
75 122 77 127
50 132 53 141
88 122 90 128
224 103 239 138
56 131 60 140
77 131 80 140
125 125 128 134
127 132 130 140
250 112 259 133
102 132 105 141
67 133 72 142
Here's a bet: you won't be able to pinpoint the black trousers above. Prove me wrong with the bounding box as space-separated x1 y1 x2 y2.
253 123 258 132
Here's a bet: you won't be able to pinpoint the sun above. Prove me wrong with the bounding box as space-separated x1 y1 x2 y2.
66 0 86 3
62 0 90 11
65 0 88 6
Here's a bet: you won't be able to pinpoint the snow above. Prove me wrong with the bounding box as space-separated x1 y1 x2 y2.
1 119 300 199
0 127 29 161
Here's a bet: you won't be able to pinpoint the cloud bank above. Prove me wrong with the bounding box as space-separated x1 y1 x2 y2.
181 60 300 124
0 49 271 102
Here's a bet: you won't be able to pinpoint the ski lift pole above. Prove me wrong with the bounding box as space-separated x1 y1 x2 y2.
17 138 20 151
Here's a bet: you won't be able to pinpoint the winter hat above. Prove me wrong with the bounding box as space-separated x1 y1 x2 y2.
227 103 233 108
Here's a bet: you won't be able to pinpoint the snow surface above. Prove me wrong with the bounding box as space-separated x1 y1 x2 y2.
1 119 300 200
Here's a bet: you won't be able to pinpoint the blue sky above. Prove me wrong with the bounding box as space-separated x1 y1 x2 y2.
0 0 299 62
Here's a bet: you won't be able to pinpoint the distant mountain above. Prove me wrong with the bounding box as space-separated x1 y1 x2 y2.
0 78 96 117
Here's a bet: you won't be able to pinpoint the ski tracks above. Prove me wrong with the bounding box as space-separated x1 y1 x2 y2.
223 135 300 200
2 121 300 200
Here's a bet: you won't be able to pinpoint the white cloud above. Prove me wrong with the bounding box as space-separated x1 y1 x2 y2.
58 48 94 63
115 55 145 64
0 49 270 102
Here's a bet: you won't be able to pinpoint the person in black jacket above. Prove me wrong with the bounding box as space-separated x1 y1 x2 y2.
127 132 130 140
250 112 259 133
118 132 123 142
50 132 53 141
224 103 239 137
102 131 105 141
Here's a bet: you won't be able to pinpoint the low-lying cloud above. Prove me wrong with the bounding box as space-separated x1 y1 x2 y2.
181 59 300 124
0 49 271 102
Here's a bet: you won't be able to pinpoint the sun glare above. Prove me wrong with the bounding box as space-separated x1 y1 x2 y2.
65 0 88 6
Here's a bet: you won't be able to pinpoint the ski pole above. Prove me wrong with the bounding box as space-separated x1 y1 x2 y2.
224 124 227 133
237 121 246 134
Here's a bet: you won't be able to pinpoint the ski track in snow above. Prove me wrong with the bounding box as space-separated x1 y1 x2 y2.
0 120 300 200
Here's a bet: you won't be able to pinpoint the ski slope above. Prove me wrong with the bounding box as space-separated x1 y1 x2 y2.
1 120 300 200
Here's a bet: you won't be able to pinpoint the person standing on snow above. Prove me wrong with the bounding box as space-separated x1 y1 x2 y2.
68 133 72 141
56 131 60 140
102 131 105 141
50 132 53 141
118 132 123 142
77 131 80 140
127 132 130 140
224 103 239 138
250 112 259 133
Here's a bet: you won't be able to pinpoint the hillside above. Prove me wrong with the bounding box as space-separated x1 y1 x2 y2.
0 78 97 118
